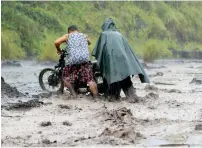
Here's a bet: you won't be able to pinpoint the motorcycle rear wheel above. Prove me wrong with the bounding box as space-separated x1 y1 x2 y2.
39 68 64 93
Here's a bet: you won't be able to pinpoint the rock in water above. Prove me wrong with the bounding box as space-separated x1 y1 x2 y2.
41 121 52 127
195 124 202 130
63 121 72 126
190 78 202 84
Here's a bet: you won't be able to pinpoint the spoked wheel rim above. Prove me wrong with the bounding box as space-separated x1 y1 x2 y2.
39 68 64 93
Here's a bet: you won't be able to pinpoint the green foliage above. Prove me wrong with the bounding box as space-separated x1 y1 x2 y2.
183 42 202 51
1 29 25 59
38 32 59 61
1 1 202 61
143 39 172 62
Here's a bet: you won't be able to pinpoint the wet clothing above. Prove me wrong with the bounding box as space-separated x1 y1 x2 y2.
63 32 93 84
107 76 133 95
63 62 94 84
66 32 90 65
92 19 150 85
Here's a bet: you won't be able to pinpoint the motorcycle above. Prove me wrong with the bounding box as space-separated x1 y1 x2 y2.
38 49 107 95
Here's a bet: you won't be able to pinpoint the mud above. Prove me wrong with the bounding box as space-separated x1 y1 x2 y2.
99 127 143 144
1 59 202 147
32 92 52 99
144 84 158 91
2 99 44 111
96 107 134 125
1 77 24 98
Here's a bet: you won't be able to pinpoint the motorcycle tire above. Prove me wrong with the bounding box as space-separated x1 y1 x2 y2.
39 68 64 93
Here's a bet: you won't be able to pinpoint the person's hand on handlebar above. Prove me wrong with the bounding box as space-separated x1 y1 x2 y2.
57 48 62 55
54 34 67 55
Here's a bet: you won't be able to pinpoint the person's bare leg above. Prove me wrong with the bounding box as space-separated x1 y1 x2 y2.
88 81 98 98
63 80 77 97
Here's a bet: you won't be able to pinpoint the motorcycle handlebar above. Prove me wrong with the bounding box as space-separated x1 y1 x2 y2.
61 49 68 56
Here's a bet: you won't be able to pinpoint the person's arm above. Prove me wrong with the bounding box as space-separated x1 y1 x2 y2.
84 34 91 45
54 34 68 53
88 39 91 45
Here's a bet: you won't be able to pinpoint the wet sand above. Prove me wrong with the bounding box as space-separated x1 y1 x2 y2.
1 59 202 147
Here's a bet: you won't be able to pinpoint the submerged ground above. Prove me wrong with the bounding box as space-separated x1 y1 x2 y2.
1 59 202 147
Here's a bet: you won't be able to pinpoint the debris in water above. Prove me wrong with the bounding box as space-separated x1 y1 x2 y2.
145 92 159 99
144 84 158 91
42 139 51 144
190 78 202 85
166 100 182 108
147 66 167 69
99 107 134 125
41 139 56 144
149 72 164 77
168 89 182 93
3 99 44 110
40 121 52 127
154 82 176 85
32 92 52 99
59 104 72 109
156 72 164 76
74 137 86 142
63 121 72 126
99 127 143 143
195 124 202 130
148 106 156 110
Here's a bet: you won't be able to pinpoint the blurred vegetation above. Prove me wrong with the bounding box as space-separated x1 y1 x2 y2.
1 1 202 61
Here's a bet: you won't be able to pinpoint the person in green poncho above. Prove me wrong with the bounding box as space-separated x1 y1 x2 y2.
92 18 150 103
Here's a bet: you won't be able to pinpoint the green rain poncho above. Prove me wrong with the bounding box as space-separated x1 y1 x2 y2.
92 18 150 84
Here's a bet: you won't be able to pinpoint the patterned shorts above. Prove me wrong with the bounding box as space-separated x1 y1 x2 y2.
62 62 94 84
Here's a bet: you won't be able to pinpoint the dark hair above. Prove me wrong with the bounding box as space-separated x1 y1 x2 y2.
68 25 78 33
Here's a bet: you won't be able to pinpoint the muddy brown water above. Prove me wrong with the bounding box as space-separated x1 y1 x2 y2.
1 59 202 147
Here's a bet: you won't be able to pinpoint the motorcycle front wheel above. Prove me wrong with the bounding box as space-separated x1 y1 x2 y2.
39 68 64 93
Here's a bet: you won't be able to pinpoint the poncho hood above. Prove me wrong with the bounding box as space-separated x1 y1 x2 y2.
101 18 116 31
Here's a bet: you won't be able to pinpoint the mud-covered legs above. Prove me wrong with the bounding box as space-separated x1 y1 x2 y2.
63 81 77 97
88 81 98 98
108 76 139 102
